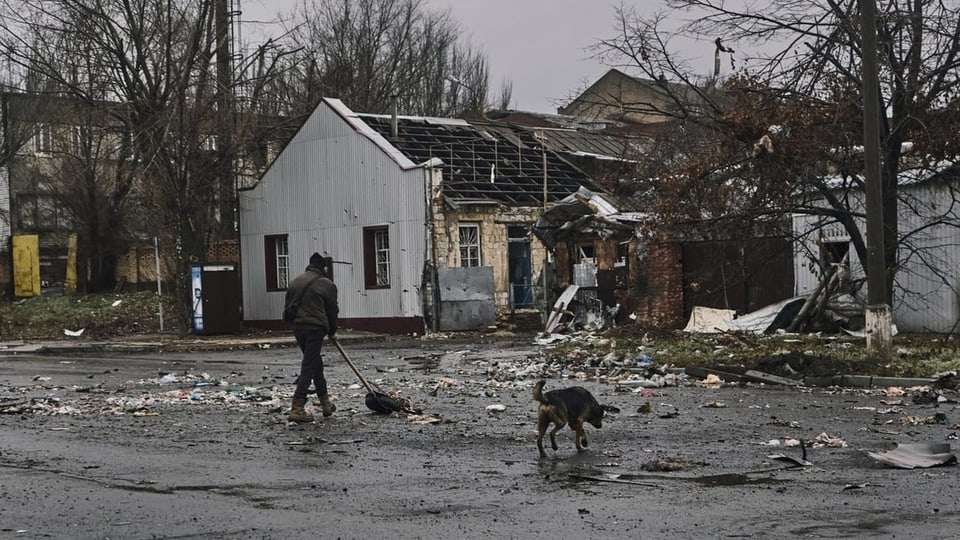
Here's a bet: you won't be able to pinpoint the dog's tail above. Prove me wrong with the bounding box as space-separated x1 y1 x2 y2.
532 380 547 403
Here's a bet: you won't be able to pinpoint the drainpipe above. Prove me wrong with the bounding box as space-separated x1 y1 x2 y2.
421 158 442 332
391 94 398 140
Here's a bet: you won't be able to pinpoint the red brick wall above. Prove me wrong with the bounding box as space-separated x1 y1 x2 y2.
207 240 240 264
633 240 684 328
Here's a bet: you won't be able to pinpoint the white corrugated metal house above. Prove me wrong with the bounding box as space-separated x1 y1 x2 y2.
793 162 960 333
239 98 606 334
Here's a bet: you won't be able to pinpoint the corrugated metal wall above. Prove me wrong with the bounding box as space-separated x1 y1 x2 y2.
239 101 427 323
793 183 960 333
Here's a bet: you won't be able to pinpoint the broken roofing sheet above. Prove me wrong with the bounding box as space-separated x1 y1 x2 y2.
532 186 644 249
684 292 899 336
684 297 806 334
867 443 958 469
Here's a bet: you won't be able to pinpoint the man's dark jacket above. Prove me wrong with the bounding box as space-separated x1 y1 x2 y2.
284 265 338 333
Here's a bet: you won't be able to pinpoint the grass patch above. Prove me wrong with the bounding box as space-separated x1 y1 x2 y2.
1 291 180 340
544 325 960 378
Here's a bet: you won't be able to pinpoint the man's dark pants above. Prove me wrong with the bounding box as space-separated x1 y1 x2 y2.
293 327 328 399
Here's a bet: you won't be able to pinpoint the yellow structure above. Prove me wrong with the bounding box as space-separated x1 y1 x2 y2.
66 233 78 294
12 235 41 297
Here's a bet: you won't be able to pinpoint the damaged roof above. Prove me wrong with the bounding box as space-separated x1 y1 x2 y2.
358 113 598 206
532 186 646 248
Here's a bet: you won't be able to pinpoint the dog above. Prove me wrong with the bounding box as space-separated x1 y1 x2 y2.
533 379 604 458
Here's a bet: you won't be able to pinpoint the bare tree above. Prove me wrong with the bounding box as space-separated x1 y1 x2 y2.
0 0 230 331
271 0 494 118
595 1 960 310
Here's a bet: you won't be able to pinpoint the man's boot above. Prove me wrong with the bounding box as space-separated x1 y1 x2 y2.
318 394 336 417
288 398 314 423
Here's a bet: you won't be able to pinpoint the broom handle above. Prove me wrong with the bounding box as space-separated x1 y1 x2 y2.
330 337 379 395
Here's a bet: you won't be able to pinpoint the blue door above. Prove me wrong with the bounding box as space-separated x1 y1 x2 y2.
508 227 533 308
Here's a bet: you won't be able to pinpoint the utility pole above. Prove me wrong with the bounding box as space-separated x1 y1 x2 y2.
538 130 550 321
214 0 236 235
861 0 892 361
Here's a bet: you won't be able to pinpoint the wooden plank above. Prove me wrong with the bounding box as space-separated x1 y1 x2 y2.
544 284 579 333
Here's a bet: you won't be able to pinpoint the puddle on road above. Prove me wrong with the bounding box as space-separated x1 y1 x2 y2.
687 472 783 487
547 465 788 489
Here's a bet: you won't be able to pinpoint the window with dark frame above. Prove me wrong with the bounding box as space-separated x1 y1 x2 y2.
363 226 390 289
459 223 482 267
33 123 52 154
15 194 72 232
264 234 289 291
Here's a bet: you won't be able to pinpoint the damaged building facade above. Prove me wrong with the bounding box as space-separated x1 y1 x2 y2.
238 98 604 334
794 163 960 334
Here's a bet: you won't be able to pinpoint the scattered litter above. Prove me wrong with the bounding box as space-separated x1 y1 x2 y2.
64 328 85 337
867 442 957 469
769 439 811 466
408 414 444 425
534 333 570 345
761 438 800 447
809 432 847 448
899 413 947 425
486 404 506 412
696 374 724 388
701 401 726 408
842 483 869 491
769 453 812 467
111 300 122 307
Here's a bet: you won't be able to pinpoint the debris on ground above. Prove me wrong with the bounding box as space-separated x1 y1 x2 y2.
867 442 958 469
640 457 709 472
696 374 724 388
809 432 847 448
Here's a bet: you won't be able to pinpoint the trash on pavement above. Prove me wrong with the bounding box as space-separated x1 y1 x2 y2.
867 442 958 469
408 414 444 424
898 413 947 425
760 438 801 447
768 439 811 466
768 453 813 467
696 374 724 388
809 432 847 448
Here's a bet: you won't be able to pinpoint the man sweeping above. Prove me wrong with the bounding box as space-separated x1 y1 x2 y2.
284 252 339 423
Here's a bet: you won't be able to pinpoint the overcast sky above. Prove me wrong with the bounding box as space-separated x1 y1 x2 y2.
239 0 674 114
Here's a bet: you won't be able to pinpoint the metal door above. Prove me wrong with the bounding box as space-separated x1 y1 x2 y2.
200 268 242 334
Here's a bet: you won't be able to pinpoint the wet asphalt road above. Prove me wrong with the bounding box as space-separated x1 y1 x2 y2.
2 336 959 539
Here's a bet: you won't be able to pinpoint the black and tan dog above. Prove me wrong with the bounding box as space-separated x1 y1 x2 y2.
533 379 604 458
